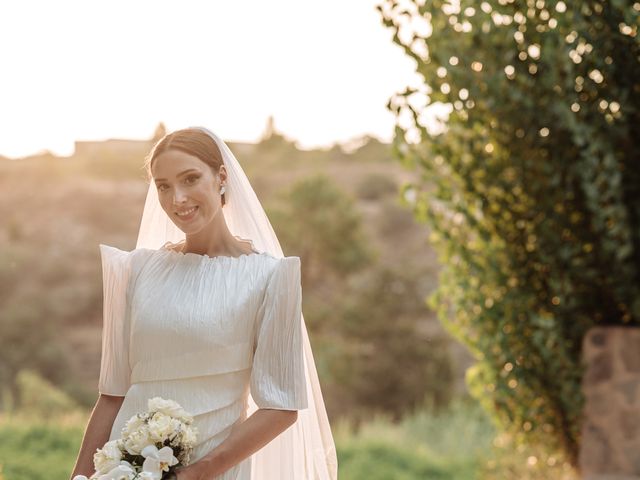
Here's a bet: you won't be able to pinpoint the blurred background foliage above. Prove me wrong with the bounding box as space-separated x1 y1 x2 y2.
0 119 485 478
0 121 465 421
379 0 639 472
1 0 637 477
0 117 583 479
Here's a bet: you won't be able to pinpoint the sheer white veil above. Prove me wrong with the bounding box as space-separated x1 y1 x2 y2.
136 127 337 480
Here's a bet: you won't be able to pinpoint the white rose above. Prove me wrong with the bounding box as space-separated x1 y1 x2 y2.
181 425 198 447
93 439 122 474
123 425 153 455
147 397 192 423
178 410 194 424
148 412 174 442
121 414 146 440
102 439 122 459
164 418 179 446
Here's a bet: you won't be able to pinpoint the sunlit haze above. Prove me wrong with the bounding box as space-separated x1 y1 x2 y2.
0 0 419 158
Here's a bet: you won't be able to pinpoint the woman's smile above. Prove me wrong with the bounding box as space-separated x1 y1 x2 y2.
176 206 199 221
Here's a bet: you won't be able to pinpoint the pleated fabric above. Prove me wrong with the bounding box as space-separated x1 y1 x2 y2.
97 243 308 480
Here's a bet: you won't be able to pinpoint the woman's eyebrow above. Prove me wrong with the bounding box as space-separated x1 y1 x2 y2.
154 168 200 182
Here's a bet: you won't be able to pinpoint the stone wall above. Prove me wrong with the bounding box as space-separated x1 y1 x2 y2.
580 326 640 479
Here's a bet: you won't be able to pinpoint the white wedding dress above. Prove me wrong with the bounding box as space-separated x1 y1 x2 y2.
98 242 308 480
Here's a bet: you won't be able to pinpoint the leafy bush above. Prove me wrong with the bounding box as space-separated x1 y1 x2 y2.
331 264 455 421
377 198 421 238
378 0 640 469
0 304 69 410
270 174 373 282
15 369 79 417
356 173 398 200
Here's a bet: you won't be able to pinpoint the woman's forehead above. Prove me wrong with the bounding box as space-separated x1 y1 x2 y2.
152 150 209 179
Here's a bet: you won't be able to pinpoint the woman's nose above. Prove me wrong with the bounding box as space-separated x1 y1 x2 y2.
173 186 188 204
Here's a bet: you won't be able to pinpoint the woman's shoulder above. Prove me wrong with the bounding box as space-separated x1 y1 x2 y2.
98 243 161 274
99 243 158 259
263 255 301 286
274 255 301 268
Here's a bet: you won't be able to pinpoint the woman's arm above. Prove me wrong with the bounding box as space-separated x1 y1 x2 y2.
176 408 298 479
69 394 124 479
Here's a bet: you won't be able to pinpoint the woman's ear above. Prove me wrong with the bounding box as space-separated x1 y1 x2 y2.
216 164 228 184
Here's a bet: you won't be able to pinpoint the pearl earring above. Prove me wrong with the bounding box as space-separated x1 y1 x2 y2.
220 185 226 195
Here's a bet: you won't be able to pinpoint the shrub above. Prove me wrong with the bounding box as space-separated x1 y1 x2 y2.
356 173 398 200
15 369 79 418
378 0 640 469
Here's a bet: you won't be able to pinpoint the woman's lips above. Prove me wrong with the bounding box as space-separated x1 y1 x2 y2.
176 206 198 221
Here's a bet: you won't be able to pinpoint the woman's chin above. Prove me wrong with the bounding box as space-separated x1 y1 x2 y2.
173 218 199 232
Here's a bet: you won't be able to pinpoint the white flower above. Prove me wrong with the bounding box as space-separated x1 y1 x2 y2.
166 417 183 444
93 439 122 473
122 425 153 455
97 460 137 480
73 473 101 480
147 397 193 423
141 444 179 477
181 425 198 447
147 412 175 442
122 413 146 439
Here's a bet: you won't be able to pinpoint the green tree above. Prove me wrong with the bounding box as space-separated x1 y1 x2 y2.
0 303 69 411
270 175 455 420
333 265 455 422
15 369 79 417
378 0 640 470
270 174 373 291
256 115 298 156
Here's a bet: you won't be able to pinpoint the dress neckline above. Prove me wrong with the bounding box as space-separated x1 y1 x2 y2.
161 235 264 262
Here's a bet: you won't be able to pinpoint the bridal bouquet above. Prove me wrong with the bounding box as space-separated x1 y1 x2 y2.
74 397 198 480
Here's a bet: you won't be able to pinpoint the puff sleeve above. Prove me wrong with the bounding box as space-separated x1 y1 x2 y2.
97 244 134 397
250 256 309 410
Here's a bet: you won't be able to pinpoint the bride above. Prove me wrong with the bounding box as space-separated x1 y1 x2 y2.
70 127 338 480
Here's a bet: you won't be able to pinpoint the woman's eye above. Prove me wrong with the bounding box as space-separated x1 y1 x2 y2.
157 184 168 192
186 175 200 184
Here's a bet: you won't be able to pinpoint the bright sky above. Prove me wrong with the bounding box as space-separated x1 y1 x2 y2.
0 1 419 158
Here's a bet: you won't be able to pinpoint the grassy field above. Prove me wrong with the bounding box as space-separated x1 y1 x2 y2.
0 411 87 480
334 397 495 480
0 396 578 480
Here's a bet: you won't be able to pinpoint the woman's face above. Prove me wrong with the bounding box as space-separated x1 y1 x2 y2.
151 149 225 233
